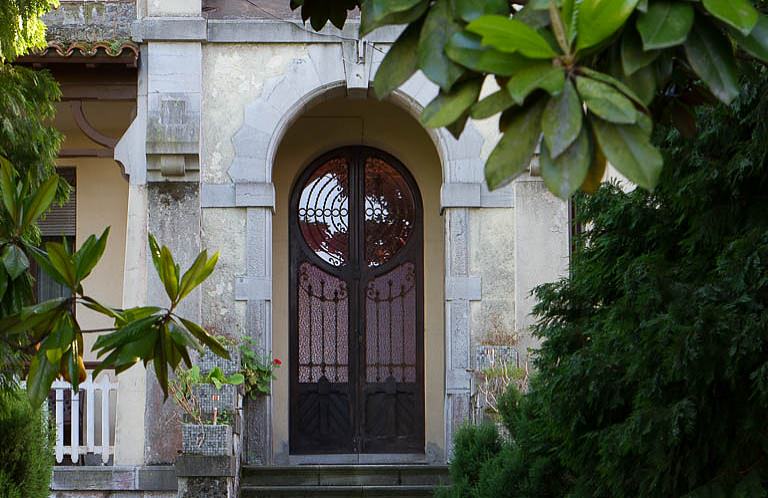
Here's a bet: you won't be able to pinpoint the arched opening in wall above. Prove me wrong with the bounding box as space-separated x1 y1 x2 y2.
272 96 445 463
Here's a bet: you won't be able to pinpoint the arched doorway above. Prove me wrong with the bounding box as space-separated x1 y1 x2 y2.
289 146 425 455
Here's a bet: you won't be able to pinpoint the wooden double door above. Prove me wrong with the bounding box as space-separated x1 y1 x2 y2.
289 146 425 455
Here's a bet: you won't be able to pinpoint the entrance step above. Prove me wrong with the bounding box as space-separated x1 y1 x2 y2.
240 465 450 498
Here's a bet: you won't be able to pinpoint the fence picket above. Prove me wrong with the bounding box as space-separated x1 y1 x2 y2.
85 374 95 453
70 387 80 462
55 387 64 463
46 373 116 465
100 375 111 464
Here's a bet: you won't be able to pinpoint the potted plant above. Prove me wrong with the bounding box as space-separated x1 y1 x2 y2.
171 365 244 456
239 337 281 399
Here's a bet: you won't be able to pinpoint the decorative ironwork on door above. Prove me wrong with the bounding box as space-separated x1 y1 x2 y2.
290 147 425 455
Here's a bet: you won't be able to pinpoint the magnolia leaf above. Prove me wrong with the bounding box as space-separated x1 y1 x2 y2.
580 139 607 193
684 21 740 104
542 80 583 158
485 99 546 190
621 63 657 106
576 76 638 124
541 126 592 199
577 0 640 51
467 15 559 59
159 245 180 303
702 0 758 36
731 15 768 63
593 118 662 190
46 241 76 288
360 0 426 36
452 0 508 22
421 79 483 128
636 1 694 50
578 67 648 110
446 31 536 76
373 21 421 99
74 227 110 283
621 29 660 75
2 244 29 280
0 157 17 222
418 0 465 91
22 174 59 228
27 353 60 407
507 63 565 104
178 317 231 360
178 249 219 301
470 90 517 120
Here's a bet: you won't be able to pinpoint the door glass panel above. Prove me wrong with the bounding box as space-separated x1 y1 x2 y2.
298 158 350 267
364 157 415 267
365 262 418 384
297 262 349 383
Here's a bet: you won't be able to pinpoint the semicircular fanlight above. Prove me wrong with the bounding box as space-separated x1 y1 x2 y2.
364 157 416 268
297 158 350 267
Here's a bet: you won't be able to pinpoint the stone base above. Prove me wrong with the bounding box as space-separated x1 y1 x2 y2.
175 455 237 498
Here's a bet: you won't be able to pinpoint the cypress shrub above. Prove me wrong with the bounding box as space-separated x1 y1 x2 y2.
0 389 54 498
440 66 768 497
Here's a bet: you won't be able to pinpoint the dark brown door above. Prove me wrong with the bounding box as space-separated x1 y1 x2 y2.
289 146 425 455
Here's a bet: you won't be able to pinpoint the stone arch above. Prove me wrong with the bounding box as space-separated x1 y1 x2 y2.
230 43 500 464
227 44 491 195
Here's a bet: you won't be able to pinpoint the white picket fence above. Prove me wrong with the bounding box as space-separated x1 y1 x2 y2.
50 373 118 464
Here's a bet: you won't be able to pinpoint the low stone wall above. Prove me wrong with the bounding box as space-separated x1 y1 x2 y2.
43 0 135 42
50 466 177 498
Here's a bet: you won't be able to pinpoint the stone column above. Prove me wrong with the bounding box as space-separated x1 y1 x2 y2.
443 207 476 457
113 45 149 466
140 19 204 465
237 207 274 465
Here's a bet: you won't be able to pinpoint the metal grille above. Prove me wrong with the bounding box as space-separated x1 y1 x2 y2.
298 262 349 383
365 263 417 383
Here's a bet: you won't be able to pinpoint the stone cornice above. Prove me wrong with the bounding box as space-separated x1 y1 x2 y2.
132 18 401 44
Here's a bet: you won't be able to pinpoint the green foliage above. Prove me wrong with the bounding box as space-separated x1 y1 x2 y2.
294 0 768 199
239 337 281 399
438 67 768 497
170 365 244 425
0 0 58 62
0 65 62 184
0 389 53 498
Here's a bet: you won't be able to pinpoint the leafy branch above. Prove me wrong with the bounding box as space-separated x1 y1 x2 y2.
293 0 768 199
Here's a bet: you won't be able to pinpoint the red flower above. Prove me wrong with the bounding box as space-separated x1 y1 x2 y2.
273 358 282 366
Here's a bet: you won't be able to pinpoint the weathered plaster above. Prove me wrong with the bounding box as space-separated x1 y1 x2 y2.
513 178 570 355
201 208 247 339
469 208 517 354
202 44 301 184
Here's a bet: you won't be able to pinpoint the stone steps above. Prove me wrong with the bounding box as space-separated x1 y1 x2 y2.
240 465 449 498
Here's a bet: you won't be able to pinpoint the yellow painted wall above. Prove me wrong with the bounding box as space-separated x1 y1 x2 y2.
272 97 446 459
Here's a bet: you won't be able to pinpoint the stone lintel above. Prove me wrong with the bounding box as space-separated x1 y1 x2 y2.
441 183 515 209
236 182 275 208
441 183 481 208
202 183 235 208
175 455 237 478
51 465 177 491
201 183 275 208
445 276 482 301
235 276 272 301
132 17 207 42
